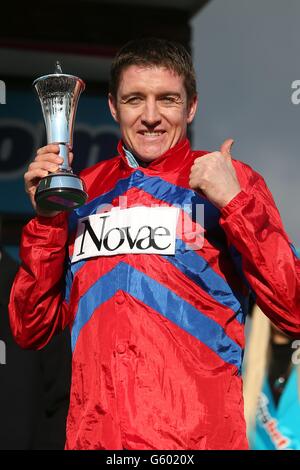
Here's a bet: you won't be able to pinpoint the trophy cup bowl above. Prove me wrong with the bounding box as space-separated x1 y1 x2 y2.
33 62 87 212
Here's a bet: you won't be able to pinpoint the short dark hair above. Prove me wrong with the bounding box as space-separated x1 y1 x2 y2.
109 38 197 106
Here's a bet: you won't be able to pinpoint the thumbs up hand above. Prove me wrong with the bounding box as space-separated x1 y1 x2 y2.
189 138 241 208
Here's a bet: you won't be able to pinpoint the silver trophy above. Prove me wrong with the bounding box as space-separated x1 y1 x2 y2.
33 62 87 211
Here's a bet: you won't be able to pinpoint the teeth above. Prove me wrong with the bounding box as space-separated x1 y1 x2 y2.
142 132 162 136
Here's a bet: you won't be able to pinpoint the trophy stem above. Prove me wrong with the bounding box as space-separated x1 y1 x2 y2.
58 143 72 172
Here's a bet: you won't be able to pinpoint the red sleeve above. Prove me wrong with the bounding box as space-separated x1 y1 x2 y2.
8 212 71 349
220 173 300 336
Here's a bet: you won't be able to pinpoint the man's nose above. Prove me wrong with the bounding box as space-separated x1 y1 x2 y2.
141 101 161 126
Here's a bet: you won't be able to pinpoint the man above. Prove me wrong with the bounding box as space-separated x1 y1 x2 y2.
9 38 300 450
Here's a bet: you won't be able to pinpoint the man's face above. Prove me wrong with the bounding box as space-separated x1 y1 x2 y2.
108 65 198 162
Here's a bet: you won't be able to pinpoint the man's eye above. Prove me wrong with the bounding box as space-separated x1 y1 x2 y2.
126 97 142 104
160 96 177 104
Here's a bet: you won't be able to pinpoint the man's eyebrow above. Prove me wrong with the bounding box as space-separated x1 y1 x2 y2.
158 92 182 97
119 91 182 100
119 92 144 100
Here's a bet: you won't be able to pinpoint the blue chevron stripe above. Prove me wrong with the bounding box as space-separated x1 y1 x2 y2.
64 259 85 304
71 262 243 370
69 170 220 233
291 243 300 259
134 171 220 229
66 237 245 324
165 239 245 323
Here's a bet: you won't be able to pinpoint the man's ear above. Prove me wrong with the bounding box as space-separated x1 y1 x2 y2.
187 95 198 124
108 93 119 123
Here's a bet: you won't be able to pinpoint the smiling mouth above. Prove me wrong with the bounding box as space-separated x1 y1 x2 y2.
138 131 166 137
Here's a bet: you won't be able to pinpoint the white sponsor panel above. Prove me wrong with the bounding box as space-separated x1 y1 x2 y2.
72 206 179 263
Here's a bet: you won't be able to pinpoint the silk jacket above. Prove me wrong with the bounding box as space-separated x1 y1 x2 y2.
9 139 300 449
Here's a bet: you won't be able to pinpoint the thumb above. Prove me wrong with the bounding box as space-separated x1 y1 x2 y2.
220 138 235 157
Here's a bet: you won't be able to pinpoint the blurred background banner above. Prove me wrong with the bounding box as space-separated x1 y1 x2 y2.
0 89 119 214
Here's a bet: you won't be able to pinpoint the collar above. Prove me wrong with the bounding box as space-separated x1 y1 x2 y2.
117 138 192 174
123 147 139 168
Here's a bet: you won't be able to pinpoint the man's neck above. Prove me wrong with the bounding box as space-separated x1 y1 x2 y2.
133 157 149 168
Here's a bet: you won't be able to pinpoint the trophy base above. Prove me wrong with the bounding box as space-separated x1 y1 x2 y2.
35 172 88 212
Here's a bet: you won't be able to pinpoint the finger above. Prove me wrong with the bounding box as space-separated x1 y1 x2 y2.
24 169 49 187
35 153 64 164
69 152 74 165
220 138 234 157
28 162 61 173
189 174 201 189
194 152 218 164
36 144 60 155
